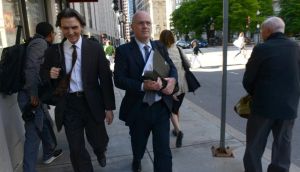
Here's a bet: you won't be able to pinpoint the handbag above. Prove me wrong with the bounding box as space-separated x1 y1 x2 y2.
177 46 201 92
143 48 179 94
234 95 252 118
185 70 201 92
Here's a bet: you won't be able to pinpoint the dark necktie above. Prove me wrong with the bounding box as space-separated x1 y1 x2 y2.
53 44 77 96
71 44 77 70
68 45 77 88
143 45 150 62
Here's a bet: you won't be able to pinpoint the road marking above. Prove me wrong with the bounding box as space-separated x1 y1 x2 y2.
229 71 239 75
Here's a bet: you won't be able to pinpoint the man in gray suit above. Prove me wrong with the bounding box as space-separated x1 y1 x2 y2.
243 16 300 172
17 22 62 172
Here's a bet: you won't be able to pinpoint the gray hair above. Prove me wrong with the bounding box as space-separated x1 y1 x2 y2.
261 16 285 33
131 10 149 24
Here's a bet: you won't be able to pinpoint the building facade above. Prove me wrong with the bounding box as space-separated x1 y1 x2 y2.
0 1 66 171
68 1 120 44
134 0 176 39
0 0 118 171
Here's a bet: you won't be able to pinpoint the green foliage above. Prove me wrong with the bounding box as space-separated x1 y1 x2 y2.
171 0 275 37
229 0 259 32
279 0 300 35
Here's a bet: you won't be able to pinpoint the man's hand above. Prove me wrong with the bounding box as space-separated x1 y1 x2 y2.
143 77 162 91
161 77 176 95
105 110 114 125
30 96 39 107
50 67 61 79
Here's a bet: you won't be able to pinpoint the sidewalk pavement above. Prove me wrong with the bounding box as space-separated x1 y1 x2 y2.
36 89 300 172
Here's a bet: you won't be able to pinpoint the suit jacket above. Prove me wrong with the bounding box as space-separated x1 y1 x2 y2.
40 38 116 131
114 39 178 125
243 32 300 119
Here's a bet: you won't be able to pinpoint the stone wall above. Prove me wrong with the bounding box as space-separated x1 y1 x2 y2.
0 94 24 172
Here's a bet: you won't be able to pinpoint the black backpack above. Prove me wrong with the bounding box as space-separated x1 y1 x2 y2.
0 26 30 95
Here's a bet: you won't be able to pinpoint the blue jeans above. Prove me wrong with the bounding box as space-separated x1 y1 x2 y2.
18 90 57 172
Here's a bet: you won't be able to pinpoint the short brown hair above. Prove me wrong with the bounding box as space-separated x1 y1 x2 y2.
56 8 86 27
159 30 175 48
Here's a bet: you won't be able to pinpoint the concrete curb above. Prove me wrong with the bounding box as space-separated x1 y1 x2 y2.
184 98 300 171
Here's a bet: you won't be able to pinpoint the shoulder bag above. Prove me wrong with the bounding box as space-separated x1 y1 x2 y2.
234 95 252 118
177 46 201 92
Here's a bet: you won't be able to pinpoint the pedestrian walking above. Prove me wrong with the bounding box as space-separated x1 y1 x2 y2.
40 8 115 172
17 22 62 172
104 40 115 70
191 40 203 68
243 16 300 172
114 11 177 172
233 32 246 58
159 29 190 148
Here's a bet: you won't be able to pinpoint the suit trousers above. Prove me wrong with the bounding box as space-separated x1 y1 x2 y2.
243 114 294 172
63 94 108 172
129 100 172 172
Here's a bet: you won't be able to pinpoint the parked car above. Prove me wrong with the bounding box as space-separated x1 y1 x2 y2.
176 40 191 49
191 39 208 48
199 40 208 48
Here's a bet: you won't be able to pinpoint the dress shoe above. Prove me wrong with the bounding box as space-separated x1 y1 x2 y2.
97 153 106 167
132 160 142 172
176 131 184 148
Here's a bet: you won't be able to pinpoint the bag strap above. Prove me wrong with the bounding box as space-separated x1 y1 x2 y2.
15 25 23 45
177 46 190 71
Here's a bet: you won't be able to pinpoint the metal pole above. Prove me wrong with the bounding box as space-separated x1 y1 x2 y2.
220 0 228 149
211 0 233 157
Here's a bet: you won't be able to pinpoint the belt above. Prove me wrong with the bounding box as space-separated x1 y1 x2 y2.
69 91 84 97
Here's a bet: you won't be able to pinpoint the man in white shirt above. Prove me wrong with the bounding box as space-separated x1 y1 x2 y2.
40 8 115 172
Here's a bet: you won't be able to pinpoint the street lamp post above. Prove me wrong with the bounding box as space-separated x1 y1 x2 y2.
118 11 126 43
112 0 119 12
257 24 260 44
256 10 260 44
184 25 189 41
176 32 180 40
112 0 119 45
209 17 215 45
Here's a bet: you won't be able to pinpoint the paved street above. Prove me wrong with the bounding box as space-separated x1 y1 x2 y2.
182 46 300 167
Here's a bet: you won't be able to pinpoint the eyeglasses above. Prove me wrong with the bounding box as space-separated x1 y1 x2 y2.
134 21 151 26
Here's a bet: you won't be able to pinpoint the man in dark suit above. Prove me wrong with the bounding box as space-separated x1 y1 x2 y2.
114 11 177 172
40 8 115 172
243 16 300 172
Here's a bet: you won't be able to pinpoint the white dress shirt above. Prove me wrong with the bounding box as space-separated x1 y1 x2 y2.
64 36 83 93
135 38 153 71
